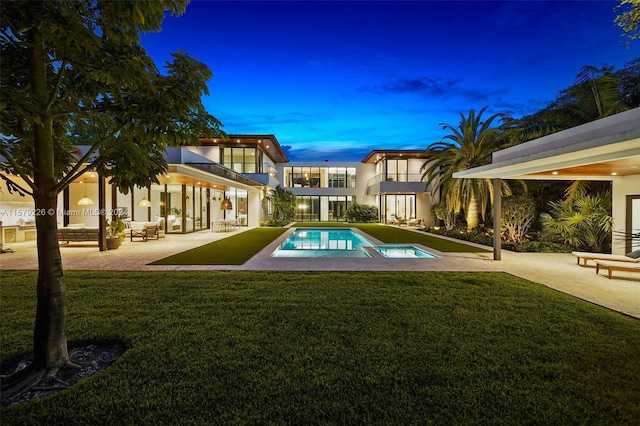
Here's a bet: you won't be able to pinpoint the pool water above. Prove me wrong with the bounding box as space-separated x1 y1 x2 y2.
376 245 438 259
271 228 439 260
271 228 373 258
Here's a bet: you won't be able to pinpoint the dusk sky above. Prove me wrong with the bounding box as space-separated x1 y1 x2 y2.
140 1 638 161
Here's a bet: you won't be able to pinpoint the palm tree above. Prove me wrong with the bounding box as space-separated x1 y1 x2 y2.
504 64 631 143
267 185 296 223
502 64 627 209
421 106 514 230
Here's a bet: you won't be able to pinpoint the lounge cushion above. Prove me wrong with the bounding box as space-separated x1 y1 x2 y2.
625 249 640 259
572 251 640 266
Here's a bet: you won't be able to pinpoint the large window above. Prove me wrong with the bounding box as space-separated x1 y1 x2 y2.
294 195 354 221
166 185 184 233
627 195 640 252
287 167 321 187
295 196 320 221
283 167 356 188
327 196 348 221
382 194 416 224
222 147 260 173
385 159 408 182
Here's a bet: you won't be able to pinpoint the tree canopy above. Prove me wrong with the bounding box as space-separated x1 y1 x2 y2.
0 0 224 396
615 0 640 46
1 0 224 195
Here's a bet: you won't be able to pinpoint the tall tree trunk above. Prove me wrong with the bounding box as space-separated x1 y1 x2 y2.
466 195 479 230
33 191 70 369
28 0 70 370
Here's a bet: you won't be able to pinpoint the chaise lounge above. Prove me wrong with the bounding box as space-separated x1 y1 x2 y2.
572 251 640 267
595 260 640 279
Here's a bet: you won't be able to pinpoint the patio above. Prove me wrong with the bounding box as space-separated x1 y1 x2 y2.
0 227 638 319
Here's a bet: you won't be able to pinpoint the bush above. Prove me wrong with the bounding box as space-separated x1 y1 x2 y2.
262 219 291 227
425 224 494 246
541 192 613 252
431 201 458 230
501 195 537 245
425 226 573 253
345 202 379 223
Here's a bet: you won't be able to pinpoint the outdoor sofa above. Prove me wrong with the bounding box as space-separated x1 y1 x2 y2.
57 228 99 244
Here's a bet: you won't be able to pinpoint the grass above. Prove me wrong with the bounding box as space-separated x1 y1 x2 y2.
295 222 490 252
150 227 287 265
2 270 639 424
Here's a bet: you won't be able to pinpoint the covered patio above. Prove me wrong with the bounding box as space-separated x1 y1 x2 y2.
454 108 640 259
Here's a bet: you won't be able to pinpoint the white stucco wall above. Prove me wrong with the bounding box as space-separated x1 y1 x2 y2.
612 173 640 254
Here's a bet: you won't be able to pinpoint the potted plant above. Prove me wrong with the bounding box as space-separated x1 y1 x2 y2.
106 215 126 250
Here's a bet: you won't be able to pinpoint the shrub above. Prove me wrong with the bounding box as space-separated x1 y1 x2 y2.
262 219 291 227
501 195 537 244
541 192 613 252
431 201 458 230
345 202 379 223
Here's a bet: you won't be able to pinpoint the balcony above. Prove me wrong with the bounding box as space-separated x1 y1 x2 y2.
186 163 264 187
366 173 428 195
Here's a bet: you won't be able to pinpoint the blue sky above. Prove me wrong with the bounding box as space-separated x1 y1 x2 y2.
141 0 638 161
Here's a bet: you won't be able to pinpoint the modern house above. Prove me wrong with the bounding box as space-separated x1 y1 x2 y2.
454 107 640 257
278 150 435 224
0 135 436 247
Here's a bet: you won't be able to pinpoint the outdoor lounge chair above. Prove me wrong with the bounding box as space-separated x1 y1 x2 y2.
130 224 158 242
595 260 640 279
572 251 640 267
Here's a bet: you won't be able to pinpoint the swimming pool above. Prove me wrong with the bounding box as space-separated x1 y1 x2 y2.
271 228 374 258
376 245 438 259
271 228 439 259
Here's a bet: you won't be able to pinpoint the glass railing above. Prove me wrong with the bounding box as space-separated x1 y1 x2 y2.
186 163 264 186
366 173 424 186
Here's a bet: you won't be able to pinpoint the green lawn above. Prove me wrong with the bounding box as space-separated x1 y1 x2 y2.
2 271 639 424
150 227 287 265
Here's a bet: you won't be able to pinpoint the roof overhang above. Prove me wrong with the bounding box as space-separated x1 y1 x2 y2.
163 164 262 192
453 108 640 181
198 134 289 163
361 150 429 164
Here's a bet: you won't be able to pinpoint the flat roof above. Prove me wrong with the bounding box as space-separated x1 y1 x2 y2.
199 134 289 164
361 149 429 164
454 108 640 180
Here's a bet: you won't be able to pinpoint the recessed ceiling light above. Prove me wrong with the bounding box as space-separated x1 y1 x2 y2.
611 172 618 176
266 145 269 148
551 171 559 175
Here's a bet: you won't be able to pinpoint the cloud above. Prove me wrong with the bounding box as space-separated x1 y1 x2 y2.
362 75 510 107
370 76 462 97
216 111 316 133
287 144 374 162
